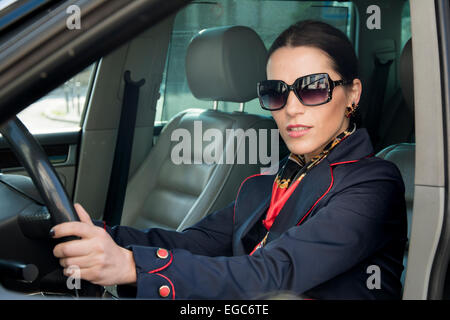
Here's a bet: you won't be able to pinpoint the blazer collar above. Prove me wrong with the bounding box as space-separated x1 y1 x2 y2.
325 127 374 164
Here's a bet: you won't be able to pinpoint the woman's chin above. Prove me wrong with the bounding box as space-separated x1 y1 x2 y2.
282 132 317 156
285 144 316 157
283 133 328 158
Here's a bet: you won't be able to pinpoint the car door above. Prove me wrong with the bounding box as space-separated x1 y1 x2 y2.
401 0 450 300
0 0 184 221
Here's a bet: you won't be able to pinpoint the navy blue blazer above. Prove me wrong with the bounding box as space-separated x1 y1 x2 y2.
102 128 407 299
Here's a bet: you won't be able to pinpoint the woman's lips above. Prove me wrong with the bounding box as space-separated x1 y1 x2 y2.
286 124 312 138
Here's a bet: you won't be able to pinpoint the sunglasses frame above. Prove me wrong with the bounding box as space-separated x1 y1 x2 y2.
257 72 352 111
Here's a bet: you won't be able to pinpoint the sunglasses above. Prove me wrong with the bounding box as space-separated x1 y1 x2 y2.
257 73 351 111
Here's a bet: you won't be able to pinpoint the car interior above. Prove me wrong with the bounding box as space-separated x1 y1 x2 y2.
0 0 449 300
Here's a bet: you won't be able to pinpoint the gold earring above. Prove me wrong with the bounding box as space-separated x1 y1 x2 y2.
345 103 357 118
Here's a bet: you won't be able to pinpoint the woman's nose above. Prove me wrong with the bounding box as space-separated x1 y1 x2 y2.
284 90 307 116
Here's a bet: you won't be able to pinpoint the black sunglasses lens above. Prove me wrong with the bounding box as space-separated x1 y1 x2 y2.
258 81 287 110
297 74 330 105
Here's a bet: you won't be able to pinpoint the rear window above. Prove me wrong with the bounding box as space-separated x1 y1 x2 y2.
155 0 356 123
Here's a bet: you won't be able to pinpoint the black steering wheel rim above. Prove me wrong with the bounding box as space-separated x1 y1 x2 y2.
0 116 79 225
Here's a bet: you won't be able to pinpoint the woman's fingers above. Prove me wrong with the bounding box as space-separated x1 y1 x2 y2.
49 203 94 239
59 254 98 269
49 202 135 286
74 203 94 225
53 238 94 258
64 266 107 285
51 221 97 240
50 203 98 240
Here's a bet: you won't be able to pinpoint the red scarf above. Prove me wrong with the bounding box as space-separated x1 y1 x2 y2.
262 155 305 230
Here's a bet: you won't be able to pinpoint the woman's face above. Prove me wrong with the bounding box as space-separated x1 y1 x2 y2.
267 46 361 162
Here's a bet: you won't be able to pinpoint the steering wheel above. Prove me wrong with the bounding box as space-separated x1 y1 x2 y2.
0 116 103 297
0 117 79 225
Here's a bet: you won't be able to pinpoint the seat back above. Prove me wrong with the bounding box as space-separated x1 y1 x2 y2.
120 26 280 230
376 38 415 286
376 38 415 151
376 143 414 286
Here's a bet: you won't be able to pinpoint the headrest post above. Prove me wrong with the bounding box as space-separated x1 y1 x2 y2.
239 102 245 112
213 101 219 110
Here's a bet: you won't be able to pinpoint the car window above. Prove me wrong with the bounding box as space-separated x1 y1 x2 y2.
401 1 411 51
155 0 356 123
16 64 96 133
0 0 18 11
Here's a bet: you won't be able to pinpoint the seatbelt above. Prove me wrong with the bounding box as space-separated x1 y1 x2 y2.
103 71 145 226
364 44 395 148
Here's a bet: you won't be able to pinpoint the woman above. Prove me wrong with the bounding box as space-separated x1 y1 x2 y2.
50 20 407 299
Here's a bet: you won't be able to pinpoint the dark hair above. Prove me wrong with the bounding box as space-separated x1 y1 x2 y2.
268 20 361 127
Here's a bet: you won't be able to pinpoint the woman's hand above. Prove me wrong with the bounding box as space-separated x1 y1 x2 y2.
51 203 137 286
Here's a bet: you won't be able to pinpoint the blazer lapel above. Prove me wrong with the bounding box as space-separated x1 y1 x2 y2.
232 175 273 255
266 159 333 243
233 158 333 253
237 196 270 238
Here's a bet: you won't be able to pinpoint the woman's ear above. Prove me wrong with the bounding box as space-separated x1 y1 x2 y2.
350 78 362 105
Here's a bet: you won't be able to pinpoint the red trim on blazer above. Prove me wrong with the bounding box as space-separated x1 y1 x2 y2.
148 251 173 274
155 272 175 300
233 174 262 224
298 153 375 225
329 159 361 167
297 165 335 226
248 242 260 256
